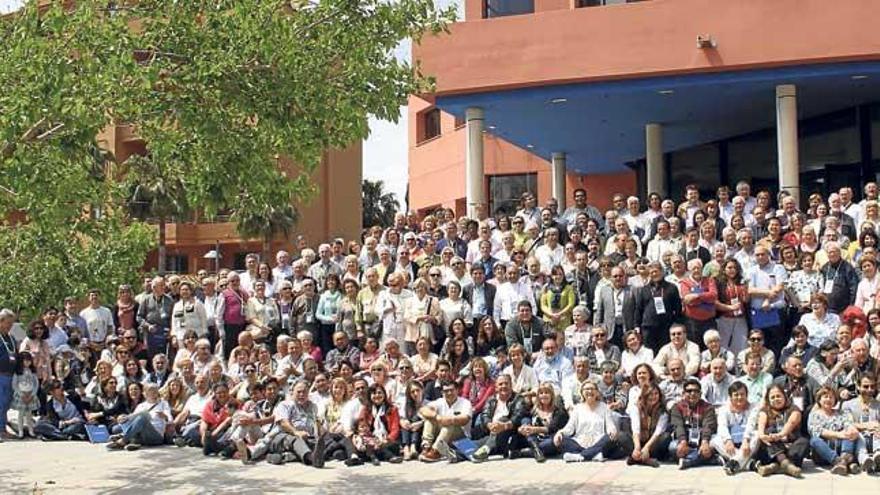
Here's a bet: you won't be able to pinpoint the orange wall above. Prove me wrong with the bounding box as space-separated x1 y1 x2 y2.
420 0 880 95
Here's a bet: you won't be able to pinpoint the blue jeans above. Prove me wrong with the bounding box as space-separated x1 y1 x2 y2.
0 374 12 432
668 440 703 462
550 435 609 460
121 414 164 446
809 436 863 465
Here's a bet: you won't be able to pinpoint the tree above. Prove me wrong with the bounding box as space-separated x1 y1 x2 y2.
0 0 454 319
235 203 299 262
362 179 400 227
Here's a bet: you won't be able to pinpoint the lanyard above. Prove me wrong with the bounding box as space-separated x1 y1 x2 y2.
0 334 14 356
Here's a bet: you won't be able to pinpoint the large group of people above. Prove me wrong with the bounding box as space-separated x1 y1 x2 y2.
2 181 880 478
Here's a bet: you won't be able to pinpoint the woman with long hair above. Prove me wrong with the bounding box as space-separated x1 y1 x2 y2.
714 258 749 355
474 316 505 357
626 384 669 467
754 384 807 477
540 265 575 332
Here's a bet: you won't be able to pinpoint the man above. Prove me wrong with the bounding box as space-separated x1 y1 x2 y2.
173 374 213 447
273 250 293 281
622 196 648 242
712 381 759 475
307 244 342 291
634 262 682 351
679 259 717 348
463 265 496 324
569 251 599 311
436 221 467 260
561 356 594 411
561 188 603 229
423 360 455 401
137 277 175 360
846 338 878 395
80 289 114 351
504 301 551 357
747 245 788 355
532 337 573 392
144 353 172 388
0 309 17 441
290 278 319 336
680 228 711 266
842 374 880 472
654 324 701 378
257 380 325 467
669 377 718 470
772 356 815 432
648 199 679 241
239 253 260 295
733 229 757 274
735 181 757 215
646 219 680 263
818 241 858 314
593 266 637 349
470 375 525 462
324 332 361 374
534 227 564 275
217 272 249 360
701 357 735 409
539 207 568 245
734 352 772 405
419 380 473 463
861 182 879 207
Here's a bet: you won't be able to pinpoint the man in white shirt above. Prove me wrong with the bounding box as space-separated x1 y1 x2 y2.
272 250 293 282
79 289 114 349
646 219 680 263
654 324 701 378
700 358 734 409
418 380 473 462
174 374 213 446
735 181 757 216
238 253 260 295
561 356 594 411
535 228 564 274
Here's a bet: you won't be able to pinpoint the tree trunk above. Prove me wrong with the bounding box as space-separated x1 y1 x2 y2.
262 235 271 263
158 218 167 275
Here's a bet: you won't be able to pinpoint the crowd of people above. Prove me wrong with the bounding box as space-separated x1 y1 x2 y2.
2 180 880 478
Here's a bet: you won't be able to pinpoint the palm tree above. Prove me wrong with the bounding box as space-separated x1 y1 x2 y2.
234 203 298 262
362 179 399 227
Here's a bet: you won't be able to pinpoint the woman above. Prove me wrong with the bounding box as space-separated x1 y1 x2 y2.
119 357 146 390
503 344 538 395
357 337 382 375
783 214 805 247
439 318 475 358
700 329 735 375
627 363 658 407
356 384 403 464
785 250 823 319
19 320 51 383
297 331 322 367
191 338 219 377
106 383 171 451
461 357 495 418
808 386 868 475
173 330 199 372
798 293 840 348
316 273 343 354
810 203 830 235
171 281 208 346
540 265 575 333
35 379 86 441
516 381 569 462
715 258 749 355
161 376 190 433
257 262 276 298
376 273 413 347
85 360 116 405
735 329 776 376
275 280 295 336
438 280 472 334
563 306 592 358
244 280 279 345
321 377 362 466
779 244 800 275
806 339 851 392
867 311 880 359
410 336 438 384
356 268 384 340
849 229 879 263
254 344 278 379
778 325 818 373
443 336 471 381
231 364 259 403
862 201 880 234
620 330 654 379
550 381 621 462
85 376 128 429
336 278 361 344
474 316 506 357
400 381 425 460
626 384 669 467
111 284 139 334
754 384 807 477
403 279 441 355
799 225 820 254
855 256 880 314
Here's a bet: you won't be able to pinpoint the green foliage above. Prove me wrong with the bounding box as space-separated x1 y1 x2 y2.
362 179 399 228
0 0 454 318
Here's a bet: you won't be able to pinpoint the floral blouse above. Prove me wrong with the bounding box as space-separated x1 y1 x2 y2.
785 270 824 307
808 408 854 439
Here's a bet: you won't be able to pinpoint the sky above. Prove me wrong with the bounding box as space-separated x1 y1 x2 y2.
1 0 463 210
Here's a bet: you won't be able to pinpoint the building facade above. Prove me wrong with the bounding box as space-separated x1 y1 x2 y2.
409 0 880 217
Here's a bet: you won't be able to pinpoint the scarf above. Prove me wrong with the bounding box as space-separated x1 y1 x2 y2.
372 404 388 439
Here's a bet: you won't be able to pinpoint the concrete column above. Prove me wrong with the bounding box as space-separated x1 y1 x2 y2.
551 152 567 211
776 84 800 206
466 107 485 219
646 123 665 196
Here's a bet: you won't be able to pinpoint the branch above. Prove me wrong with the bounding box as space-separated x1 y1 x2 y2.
0 117 48 160
36 123 65 141
0 183 17 197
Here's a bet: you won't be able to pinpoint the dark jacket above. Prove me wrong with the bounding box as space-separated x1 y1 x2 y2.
680 245 711 266
463 283 497 320
818 259 859 313
669 399 717 444
504 318 551 355
634 280 682 330
474 393 526 439
518 403 569 438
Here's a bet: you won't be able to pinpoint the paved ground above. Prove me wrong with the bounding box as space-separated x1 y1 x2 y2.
3 440 880 494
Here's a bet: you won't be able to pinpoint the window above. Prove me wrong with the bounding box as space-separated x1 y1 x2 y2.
799 109 859 171
165 255 189 274
489 173 537 216
871 104 880 162
668 143 720 201
233 252 250 271
576 0 648 7
484 0 534 18
418 108 441 143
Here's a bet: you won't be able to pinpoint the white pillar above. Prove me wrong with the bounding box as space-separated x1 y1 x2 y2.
646 123 665 196
551 152 567 211
776 84 800 206
466 107 485 219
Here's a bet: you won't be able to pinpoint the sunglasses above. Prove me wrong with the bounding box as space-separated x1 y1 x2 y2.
749 337 763 342
685 389 701 394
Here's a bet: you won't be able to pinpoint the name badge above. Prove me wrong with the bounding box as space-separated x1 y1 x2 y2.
730 297 742 316
281 313 290 329
823 280 834 294
305 313 314 324
523 337 533 354
653 296 666 315
797 289 811 304
792 396 804 411
688 426 701 446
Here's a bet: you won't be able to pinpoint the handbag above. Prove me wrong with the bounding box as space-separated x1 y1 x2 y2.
85 424 110 443
749 307 780 328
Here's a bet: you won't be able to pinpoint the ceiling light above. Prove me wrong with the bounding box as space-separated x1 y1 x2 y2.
658 89 675 96
550 98 568 104
526 144 534 149
487 125 496 130
852 75 869 80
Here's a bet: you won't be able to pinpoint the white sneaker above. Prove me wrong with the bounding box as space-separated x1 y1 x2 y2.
434 440 451 459
563 452 584 463
591 453 605 462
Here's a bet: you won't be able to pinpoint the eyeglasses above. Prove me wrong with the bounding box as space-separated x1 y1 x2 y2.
670 332 683 336
398 365 412 370
749 337 763 342
685 389 701 394
430 274 441 277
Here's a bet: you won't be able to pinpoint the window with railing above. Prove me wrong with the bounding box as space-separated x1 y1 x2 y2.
576 0 648 7
417 107 442 144
484 0 534 19
489 173 537 216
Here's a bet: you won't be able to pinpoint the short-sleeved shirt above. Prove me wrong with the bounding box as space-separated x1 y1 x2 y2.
428 396 473 435
273 399 319 435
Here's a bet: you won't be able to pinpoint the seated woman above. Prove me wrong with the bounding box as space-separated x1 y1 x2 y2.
399 380 426 461
161 376 191 436
625 384 670 467
474 317 506 358
461 357 495 422
548 381 630 462
620 330 654 380
808 386 869 475
106 383 172 451
754 384 808 478
355 384 403 464
35 379 87 441
700 329 735 376
805 340 851 391
778 325 818 374
85 377 128 430
514 381 568 463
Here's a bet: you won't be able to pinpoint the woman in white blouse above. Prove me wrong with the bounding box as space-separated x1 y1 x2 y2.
245 280 279 343
797 293 841 348
171 281 208 343
403 279 441 355
552 381 619 462
438 280 472 333
502 343 538 396
854 256 880 314
620 330 654 379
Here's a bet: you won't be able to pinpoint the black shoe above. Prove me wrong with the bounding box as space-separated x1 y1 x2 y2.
388 456 403 464
529 440 546 463
370 456 381 466
333 450 347 461
724 459 739 476
312 435 326 468
627 457 635 466
345 456 364 467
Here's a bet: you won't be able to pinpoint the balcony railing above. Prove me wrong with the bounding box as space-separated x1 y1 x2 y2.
483 0 650 19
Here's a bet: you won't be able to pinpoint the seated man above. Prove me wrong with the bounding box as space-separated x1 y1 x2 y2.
654 324 701 378
711 381 759 475
470 375 525 461
172 374 212 447
244 380 325 467
532 336 573 393
561 356 594 411
418 380 473 463
735 352 773 405
659 358 687 411
842 374 880 473
701 357 735 409
669 377 718 470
